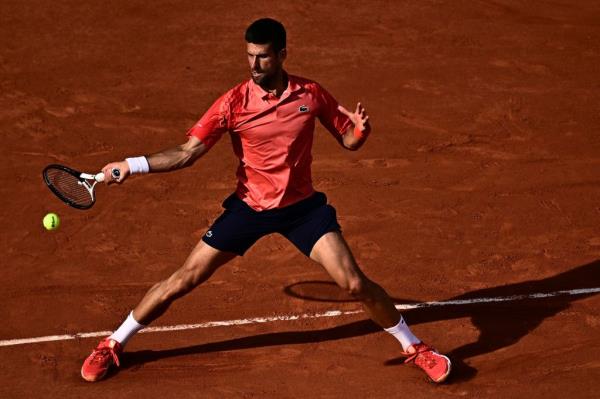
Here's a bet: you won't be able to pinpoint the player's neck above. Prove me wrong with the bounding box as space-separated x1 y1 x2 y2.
260 70 287 98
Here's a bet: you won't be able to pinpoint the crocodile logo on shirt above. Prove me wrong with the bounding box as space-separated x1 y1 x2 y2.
299 105 310 113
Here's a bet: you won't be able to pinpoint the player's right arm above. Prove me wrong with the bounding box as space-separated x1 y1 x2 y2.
101 91 232 184
100 137 208 184
145 136 208 172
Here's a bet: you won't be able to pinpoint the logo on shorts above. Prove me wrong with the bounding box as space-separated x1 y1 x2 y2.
299 105 310 113
205 230 213 238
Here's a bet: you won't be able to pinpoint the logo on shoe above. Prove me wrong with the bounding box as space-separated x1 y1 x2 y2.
299 105 309 113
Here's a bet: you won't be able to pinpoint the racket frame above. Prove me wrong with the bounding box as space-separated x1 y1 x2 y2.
42 164 113 210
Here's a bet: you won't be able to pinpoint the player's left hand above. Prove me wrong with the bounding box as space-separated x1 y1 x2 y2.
338 102 371 136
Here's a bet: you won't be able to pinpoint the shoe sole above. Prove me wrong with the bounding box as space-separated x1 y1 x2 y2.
81 367 108 382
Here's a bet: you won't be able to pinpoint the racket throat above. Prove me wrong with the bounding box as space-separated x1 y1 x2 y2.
80 180 97 201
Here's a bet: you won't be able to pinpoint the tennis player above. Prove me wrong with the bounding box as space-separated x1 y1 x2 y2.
81 18 451 383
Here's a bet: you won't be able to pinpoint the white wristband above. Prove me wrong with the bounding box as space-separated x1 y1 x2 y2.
126 156 150 174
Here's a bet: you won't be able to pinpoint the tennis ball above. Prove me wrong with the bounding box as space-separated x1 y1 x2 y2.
43 213 60 230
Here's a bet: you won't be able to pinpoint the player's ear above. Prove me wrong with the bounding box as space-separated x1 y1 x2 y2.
278 48 287 62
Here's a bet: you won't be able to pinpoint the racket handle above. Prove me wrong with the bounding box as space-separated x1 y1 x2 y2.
95 168 120 183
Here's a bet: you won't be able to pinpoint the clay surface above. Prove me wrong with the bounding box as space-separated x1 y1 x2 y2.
1 1 599 397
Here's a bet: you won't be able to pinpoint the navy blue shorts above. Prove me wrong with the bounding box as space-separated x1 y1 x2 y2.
202 192 341 257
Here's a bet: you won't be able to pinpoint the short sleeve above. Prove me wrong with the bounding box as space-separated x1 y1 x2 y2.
315 84 352 137
186 92 231 149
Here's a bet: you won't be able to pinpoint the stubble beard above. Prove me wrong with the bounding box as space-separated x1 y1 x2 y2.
251 66 283 89
252 72 273 87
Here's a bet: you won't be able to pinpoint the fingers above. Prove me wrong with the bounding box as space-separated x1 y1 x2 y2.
337 104 352 117
101 164 117 185
355 102 370 131
356 102 367 117
101 161 129 185
340 102 370 131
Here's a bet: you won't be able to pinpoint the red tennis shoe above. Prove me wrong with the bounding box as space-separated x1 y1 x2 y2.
81 338 122 382
402 342 451 383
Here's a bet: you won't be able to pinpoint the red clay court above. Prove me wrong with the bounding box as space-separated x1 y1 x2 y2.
1 1 599 398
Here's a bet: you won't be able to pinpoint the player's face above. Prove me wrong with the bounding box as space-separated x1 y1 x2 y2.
247 42 286 86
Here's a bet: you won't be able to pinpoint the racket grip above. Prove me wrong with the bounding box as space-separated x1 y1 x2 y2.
95 168 120 183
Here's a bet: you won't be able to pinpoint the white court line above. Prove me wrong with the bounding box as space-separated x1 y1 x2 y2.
1 287 599 348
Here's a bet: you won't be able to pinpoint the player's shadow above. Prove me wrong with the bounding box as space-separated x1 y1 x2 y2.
121 259 599 383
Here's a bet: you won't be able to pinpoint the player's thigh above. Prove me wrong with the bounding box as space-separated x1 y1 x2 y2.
309 231 366 287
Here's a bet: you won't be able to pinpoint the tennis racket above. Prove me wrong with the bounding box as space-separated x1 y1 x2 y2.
42 164 121 210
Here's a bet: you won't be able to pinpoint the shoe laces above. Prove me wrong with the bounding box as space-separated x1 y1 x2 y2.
403 344 438 369
90 343 120 367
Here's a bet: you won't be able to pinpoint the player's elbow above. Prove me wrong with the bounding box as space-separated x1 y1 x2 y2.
344 141 361 151
184 148 202 164
180 140 207 167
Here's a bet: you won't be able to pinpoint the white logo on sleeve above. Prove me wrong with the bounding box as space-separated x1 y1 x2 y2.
205 230 213 238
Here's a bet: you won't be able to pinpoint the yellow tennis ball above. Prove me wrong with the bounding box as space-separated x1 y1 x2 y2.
43 213 60 230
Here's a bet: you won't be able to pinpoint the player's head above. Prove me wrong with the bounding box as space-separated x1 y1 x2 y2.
245 18 287 86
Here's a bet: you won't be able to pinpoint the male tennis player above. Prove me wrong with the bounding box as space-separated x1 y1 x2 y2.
81 18 451 383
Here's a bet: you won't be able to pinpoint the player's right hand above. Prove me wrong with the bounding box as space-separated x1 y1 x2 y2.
101 161 130 185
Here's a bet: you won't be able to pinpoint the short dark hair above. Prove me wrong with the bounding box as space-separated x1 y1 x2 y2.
245 18 286 52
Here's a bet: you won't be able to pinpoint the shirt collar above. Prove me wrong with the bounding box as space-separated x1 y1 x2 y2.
250 72 303 100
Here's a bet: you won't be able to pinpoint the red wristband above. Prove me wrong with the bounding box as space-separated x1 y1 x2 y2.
353 125 370 141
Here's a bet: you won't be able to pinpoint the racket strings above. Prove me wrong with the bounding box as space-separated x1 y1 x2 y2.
45 168 93 207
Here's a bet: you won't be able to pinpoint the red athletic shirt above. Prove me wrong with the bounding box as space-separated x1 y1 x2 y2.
187 74 352 211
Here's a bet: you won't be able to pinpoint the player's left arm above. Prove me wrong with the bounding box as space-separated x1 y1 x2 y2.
337 102 371 151
316 84 371 151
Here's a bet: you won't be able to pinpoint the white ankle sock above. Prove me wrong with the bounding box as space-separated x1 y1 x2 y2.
384 316 420 352
109 311 146 347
